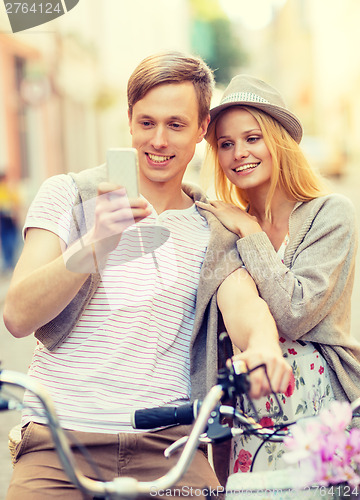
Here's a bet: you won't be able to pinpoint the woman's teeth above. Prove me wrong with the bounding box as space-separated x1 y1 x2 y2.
234 163 259 172
148 153 172 163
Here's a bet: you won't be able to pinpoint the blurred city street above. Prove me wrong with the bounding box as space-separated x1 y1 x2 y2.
0 164 360 497
1 0 360 497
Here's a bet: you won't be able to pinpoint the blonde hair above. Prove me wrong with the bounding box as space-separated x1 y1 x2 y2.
127 51 214 125
202 106 329 220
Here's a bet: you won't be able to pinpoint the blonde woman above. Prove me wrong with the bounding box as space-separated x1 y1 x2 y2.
196 75 360 473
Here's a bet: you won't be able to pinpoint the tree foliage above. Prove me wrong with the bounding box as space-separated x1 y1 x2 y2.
189 0 247 84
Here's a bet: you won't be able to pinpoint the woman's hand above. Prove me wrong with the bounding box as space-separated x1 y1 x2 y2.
232 345 292 400
195 200 261 237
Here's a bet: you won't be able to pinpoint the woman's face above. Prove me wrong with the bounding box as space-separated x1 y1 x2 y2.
216 108 273 192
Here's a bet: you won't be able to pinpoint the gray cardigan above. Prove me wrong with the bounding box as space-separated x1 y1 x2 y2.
193 194 360 405
34 165 242 401
234 194 360 404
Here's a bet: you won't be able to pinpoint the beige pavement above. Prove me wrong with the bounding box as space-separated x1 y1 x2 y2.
0 303 36 500
0 166 359 497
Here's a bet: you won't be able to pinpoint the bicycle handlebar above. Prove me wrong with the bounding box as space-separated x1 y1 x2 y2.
131 401 201 430
0 351 302 498
0 369 225 499
3 347 360 499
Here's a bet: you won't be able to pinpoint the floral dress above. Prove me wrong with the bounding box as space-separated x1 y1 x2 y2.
229 234 335 474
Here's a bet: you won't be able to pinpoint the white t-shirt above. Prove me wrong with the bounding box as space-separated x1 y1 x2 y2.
22 175 210 433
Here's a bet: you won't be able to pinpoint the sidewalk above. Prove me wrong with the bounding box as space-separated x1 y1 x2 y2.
0 271 36 499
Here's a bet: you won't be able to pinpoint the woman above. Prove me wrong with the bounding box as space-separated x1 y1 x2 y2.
196 74 360 473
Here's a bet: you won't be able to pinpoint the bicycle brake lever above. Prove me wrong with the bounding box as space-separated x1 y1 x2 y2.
206 409 233 444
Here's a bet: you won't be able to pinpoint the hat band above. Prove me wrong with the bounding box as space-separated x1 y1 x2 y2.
221 92 270 105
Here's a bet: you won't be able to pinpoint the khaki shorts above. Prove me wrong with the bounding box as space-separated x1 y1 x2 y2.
6 422 224 500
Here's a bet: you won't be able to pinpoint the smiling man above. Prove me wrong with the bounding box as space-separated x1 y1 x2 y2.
128 78 207 212
4 51 224 500
4 52 288 499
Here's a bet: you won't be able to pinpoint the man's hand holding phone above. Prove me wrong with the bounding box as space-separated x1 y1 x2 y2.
64 148 151 273
90 181 150 259
92 147 149 254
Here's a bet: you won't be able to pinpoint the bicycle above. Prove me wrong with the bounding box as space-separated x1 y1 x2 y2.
1 333 360 499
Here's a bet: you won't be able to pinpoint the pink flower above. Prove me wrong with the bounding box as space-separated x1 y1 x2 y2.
346 428 360 463
310 363 314 370
266 401 271 412
320 401 352 432
319 366 324 375
284 423 321 465
288 348 297 355
279 337 286 343
233 449 252 473
284 401 360 488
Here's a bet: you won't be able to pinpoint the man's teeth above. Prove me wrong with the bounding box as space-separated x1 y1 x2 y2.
235 163 259 172
148 153 172 163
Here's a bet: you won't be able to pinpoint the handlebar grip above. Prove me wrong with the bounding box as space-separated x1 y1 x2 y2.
131 402 198 429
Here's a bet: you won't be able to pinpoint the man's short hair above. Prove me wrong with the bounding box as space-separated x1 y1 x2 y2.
127 51 214 124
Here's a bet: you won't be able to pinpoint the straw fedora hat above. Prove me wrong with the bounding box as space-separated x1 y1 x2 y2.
208 75 303 143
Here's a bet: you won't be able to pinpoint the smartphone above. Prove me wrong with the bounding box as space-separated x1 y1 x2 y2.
106 147 139 198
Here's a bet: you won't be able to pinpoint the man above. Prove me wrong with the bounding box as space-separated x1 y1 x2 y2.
4 52 290 499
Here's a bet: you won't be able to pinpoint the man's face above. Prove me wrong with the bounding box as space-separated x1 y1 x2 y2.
129 82 209 187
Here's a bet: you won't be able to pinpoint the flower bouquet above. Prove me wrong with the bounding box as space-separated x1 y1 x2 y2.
226 400 360 499
283 400 360 497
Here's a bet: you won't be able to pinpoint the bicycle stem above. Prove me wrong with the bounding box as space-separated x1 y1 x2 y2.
136 384 225 494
